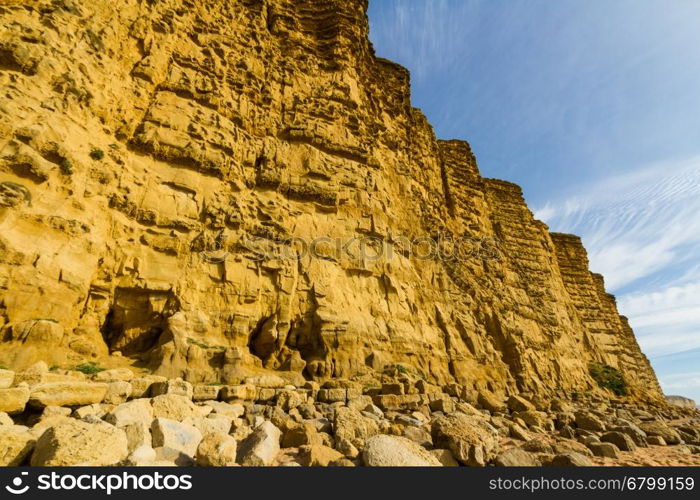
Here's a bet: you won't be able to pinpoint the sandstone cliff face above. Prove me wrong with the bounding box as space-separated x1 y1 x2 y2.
0 0 661 401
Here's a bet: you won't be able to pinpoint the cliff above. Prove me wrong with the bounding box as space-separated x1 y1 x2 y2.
0 0 662 402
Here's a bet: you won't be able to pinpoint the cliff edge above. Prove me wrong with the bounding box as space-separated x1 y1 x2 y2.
0 0 662 402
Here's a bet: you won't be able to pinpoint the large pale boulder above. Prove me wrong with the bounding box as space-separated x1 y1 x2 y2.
127 445 157 466
103 381 132 404
362 435 441 466
183 414 234 436
130 375 167 398
196 432 238 466
104 399 155 452
150 394 199 421
204 401 245 418
28 382 107 408
0 427 35 465
151 418 203 457
333 406 380 449
0 386 30 414
31 420 128 465
431 413 500 466
237 421 281 466
105 399 154 427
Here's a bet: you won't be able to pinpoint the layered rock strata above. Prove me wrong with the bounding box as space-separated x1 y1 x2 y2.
0 0 661 402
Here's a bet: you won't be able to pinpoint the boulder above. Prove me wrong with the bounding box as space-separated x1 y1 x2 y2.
103 381 132 404
553 439 593 457
123 422 152 453
522 438 554 454
237 420 281 466
647 436 666 446
151 418 202 457
601 431 637 452
430 448 459 466
183 414 234 436
431 413 500 466
93 368 134 382
282 421 322 448
0 427 35 465
205 401 245 418
574 411 606 432
105 399 154 428
151 378 193 399
335 437 359 458
403 426 433 447
277 390 304 411
150 394 199 421
477 391 506 413
298 444 344 466
362 435 441 466
193 385 221 402
509 423 532 441
588 442 619 458
0 387 30 414
494 447 539 466
639 421 682 445
130 375 167 398
127 445 157 465
31 420 128 466
611 423 648 447
507 395 536 413
196 432 238 466
550 452 593 466
221 384 258 401
333 406 380 449
153 446 195 466
28 382 107 408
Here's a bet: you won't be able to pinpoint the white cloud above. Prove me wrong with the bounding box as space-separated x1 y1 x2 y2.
535 155 700 291
659 371 700 391
534 155 700 362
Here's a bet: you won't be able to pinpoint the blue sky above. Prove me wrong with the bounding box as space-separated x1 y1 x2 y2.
368 0 700 403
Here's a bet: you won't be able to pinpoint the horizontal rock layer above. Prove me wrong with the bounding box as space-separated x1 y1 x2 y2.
0 0 660 401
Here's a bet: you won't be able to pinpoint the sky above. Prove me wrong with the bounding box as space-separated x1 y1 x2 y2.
368 0 700 404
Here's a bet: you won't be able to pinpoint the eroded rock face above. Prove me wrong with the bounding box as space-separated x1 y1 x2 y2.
666 396 697 409
0 0 660 402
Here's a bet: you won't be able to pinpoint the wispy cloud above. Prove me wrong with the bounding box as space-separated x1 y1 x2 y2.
369 0 480 82
535 155 700 364
658 371 700 392
536 155 700 291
